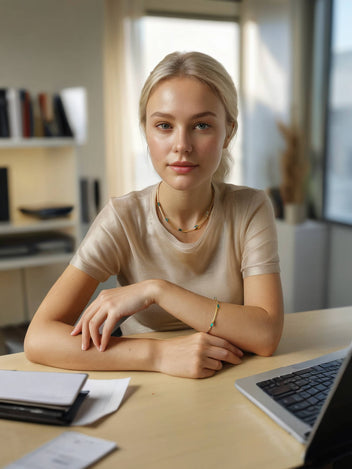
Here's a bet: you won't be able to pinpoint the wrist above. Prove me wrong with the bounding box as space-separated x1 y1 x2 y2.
144 278 167 305
148 338 165 373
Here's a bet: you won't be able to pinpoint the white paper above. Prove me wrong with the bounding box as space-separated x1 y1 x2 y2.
4 431 117 469
72 377 131 426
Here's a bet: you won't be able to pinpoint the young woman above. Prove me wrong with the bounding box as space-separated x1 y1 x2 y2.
24 51 283 379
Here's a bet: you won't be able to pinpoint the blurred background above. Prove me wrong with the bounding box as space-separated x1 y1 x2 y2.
0 0 351 353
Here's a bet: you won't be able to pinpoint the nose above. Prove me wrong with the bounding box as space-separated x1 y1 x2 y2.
173 128 192 154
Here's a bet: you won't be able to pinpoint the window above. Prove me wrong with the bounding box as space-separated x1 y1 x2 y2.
134 15 240 190
324 0 352 224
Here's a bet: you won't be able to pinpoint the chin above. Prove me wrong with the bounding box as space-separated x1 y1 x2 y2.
164 175 213 192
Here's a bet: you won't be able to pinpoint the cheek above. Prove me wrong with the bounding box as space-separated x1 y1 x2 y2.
198 136 224 159
146 134 169 164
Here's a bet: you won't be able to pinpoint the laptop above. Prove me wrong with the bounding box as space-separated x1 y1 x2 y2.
235 344 352 466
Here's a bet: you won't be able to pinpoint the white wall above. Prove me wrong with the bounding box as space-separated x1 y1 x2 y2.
327 226 352 308
0 0 106 200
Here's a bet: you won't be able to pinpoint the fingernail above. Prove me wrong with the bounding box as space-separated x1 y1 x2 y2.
81 344 87 351
99 345 103 352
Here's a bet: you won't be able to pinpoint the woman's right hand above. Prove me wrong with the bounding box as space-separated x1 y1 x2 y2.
156 332 243 379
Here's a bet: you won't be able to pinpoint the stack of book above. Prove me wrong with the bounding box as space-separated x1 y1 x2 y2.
0 370 88 425
0 88 74 139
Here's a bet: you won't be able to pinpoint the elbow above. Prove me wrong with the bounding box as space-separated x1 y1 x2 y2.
257 343 278 357
24 327 43 364
256 325 283 357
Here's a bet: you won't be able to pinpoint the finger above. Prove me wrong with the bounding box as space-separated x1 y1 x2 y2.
71 313 88 336
81 314 91 351
206 335 243 358
199 368 217 379
71 301 96 336
204 357 223 371
224 343 243 358
88 311 107 350
100 315 121 351
71 322 82 336
208 345 242 365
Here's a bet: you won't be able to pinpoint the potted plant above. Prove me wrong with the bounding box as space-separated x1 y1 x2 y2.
278 121 309 224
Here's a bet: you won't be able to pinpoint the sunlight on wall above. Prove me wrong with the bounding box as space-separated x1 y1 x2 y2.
244 20 287 115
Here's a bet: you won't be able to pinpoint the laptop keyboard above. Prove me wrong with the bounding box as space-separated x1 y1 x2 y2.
257 358 343 427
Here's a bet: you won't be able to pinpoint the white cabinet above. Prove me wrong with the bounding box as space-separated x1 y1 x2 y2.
0 138 80 325
276 219 328 314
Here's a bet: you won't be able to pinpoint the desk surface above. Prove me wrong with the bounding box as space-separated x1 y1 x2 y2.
1 306 352 469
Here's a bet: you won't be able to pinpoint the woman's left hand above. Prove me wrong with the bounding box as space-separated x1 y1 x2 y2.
71 280 155 352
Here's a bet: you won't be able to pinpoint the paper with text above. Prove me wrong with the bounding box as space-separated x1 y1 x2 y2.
4 431 117 469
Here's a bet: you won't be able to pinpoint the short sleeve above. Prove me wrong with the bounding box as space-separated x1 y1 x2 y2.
70 199 128 282
241 190 280 278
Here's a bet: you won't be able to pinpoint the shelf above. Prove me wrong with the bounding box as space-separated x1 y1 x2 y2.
0 252 73 271
0 136 80 323
0 138 75 148
0 218 77 235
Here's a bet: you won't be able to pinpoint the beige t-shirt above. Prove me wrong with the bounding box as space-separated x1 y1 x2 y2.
70 183 280 335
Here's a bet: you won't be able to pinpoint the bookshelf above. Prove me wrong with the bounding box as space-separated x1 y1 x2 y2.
0 138 74 148
0 138 80 325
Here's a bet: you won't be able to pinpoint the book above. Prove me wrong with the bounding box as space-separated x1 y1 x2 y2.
0 89 10 137
32 94 44 137
0 370 89 425
60 87 86 143
20 89 34 138
38 92 55 137
0 167 10 222
53 93 74 137
6 88 22 138
1 87 77 139
0 370 88 407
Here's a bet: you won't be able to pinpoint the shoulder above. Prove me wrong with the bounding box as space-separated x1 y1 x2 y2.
106 185 156 222
216 183 270 213
110 185 155 210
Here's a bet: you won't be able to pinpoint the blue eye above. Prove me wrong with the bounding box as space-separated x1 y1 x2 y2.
195 122 210 130
157 123 172 130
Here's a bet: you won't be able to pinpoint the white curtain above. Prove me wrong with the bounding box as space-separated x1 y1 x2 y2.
240 0 292 190
103 0 144 197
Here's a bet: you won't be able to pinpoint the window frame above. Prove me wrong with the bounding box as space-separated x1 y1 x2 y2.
144 0 241 22
309 0 352 226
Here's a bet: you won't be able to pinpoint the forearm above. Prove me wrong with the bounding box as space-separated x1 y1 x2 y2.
152 279 283 356
24 320 159 372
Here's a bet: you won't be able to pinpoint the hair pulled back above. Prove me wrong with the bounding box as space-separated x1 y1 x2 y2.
139 51 238 182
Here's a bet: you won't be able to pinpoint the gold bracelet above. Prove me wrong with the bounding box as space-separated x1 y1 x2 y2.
207 298 220 333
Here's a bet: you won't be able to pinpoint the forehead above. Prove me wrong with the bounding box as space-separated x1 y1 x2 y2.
146 76 225 116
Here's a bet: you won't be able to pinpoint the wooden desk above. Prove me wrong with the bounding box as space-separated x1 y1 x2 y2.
1 306 352 469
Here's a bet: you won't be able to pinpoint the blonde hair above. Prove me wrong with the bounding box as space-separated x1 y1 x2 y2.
139 51 238 182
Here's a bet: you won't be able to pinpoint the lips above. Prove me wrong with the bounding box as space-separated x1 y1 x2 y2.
169 161 198 174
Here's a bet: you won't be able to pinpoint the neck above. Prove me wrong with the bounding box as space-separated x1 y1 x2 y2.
156 182 214 233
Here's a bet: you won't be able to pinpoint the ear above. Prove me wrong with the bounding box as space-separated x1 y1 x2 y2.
223 122 236 149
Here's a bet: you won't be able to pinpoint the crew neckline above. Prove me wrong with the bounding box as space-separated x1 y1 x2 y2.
150 183 220 250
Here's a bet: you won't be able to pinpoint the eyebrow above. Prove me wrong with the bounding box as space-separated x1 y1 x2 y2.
150 111 217 119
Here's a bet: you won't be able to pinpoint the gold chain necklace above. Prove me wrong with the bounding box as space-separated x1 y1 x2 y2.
156 183 215 233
